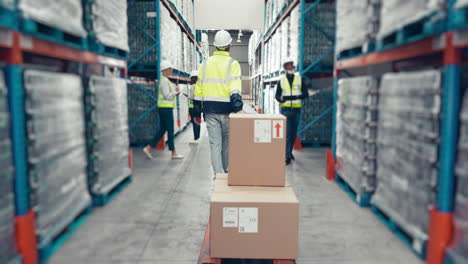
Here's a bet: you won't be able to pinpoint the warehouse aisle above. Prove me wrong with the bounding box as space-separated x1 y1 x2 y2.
49 125 423 264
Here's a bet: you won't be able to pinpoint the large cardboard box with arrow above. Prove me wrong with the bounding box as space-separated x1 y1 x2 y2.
228 114 286 187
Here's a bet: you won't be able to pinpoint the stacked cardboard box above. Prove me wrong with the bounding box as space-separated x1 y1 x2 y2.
209 114 299 260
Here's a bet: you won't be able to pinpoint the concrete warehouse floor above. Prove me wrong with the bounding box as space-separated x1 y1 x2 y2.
49 124 423 264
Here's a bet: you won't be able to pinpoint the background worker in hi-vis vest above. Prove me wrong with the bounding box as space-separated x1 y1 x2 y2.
275 57 308 165
193 30 245 174
183 70 201 144
143 60 184 160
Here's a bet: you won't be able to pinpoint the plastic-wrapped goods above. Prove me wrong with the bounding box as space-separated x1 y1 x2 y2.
378 0 443 39
127 81 159 146
281 17 290 63
336 0 379 55
272 32 280 72
0 0 14 10
265 0 272 29
161 3 183 71
23 70 91 247
87 76 131 195
0 70 19 264
18 0 86 37
456 0 468 9
379 70 441 141
92 0 129 51
372 70 442 244
128 1 159 65
446 92 468 263
336 76 379 193
289 7 300 65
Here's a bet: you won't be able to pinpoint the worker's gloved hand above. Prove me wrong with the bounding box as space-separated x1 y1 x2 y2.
175 86 180 94
194 117 202 125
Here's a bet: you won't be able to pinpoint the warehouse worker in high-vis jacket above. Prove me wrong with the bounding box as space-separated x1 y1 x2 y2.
275 57 308 165
143 60 184 160
183 70 201 144
193 30 244 174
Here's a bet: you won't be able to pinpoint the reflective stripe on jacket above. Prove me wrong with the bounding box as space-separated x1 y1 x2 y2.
158 76 176 108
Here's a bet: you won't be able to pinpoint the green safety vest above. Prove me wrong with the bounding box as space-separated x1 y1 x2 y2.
280 73 302 108
158 76 176 108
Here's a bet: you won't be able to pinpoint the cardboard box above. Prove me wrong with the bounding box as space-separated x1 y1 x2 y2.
210 178 299 259
228 114 286 186
215 173 228 180
216 174 292 188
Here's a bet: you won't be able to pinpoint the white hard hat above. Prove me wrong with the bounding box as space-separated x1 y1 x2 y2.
160 60 172 71
213 30 232 48
190 70 199 77
283 57 295 66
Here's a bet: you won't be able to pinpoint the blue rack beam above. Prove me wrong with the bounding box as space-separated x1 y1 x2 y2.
297 0 335 145
335 36 444 69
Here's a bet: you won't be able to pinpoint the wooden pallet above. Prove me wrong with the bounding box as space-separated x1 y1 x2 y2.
198 221 296 264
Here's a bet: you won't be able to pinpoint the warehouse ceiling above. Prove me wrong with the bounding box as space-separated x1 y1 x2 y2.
194 0 264 30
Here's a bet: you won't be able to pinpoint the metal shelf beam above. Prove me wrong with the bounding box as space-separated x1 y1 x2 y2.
335 35 446 70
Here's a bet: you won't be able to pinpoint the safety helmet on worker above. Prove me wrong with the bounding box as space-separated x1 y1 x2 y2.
213 30 233 49
190 70 199 77
160 60 172 71
283 57 296 67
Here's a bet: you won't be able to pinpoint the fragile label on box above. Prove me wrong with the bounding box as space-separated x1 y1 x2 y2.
223 207 238 228
254 120 271 143
239 208 258 233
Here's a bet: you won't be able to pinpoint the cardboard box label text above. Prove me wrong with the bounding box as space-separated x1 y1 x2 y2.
239 208 258 233
254 120 272 143
223 207 238 228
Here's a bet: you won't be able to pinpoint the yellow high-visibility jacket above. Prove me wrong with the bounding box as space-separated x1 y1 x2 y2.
194 51 243 114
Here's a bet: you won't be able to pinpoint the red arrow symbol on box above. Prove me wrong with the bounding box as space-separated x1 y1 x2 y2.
275 122 281 137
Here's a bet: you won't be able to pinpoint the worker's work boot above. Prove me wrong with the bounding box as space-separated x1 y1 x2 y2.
291 154 296 160
286 158 291 165
189 139 199 145
143 146 154 159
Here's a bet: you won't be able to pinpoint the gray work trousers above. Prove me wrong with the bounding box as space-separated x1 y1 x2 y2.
205 114 230 174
